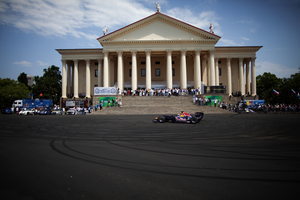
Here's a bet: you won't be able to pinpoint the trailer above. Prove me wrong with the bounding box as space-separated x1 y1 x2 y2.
12 99 53 109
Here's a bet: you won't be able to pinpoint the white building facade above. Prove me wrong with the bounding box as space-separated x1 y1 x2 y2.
57 11 262 100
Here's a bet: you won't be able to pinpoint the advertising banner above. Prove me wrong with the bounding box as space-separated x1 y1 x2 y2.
244 100 265 107
99 97 116 107
204 95 222 106
94 87 117 96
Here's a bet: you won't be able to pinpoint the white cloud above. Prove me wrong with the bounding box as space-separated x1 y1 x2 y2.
0 0 222 40
218 38 244 46
166 8 222 35
0 0 153 40
13 61 32 67
36 61 49 66
241 37 249 41
256 61 299 78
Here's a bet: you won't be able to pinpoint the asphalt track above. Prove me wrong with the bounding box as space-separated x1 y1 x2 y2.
0 113 299 200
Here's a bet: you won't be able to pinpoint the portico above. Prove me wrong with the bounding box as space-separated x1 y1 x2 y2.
57 11 262 101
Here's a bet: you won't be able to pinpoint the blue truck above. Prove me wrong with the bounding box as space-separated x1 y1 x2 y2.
12 99 53 109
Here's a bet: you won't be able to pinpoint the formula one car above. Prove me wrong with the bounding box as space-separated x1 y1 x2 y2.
152 112 204 124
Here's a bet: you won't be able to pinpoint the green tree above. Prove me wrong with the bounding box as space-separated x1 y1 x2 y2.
279 68 300 104
256 72 282 104
18 72 28 86
32 65 62 104
0 78 30 108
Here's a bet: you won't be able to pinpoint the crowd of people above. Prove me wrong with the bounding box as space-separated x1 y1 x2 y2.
119 88 201 97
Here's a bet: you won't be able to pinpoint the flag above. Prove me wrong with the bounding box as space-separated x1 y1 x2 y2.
292 89 296 95
273 89 279 96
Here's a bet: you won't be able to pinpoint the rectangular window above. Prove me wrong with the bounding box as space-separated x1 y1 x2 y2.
129 62 132 65
172 61 175 65
95 62 98 65
155 69 160 76
219 68 222 76
141 61 146 65
141 69 146 77
218 60 221 64
129 69 132 77
172 68 175 76
95 69 98 77
155 61 160 65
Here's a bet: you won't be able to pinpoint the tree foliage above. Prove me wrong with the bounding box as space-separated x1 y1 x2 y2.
32 65 62 104
18 72 28 87
0 78 30 108
257 69 300 105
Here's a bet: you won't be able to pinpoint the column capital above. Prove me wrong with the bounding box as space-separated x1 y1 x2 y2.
131 49 137 55
209 49 215 54
116 50 123 56
73 59 78 63
145 49 151 54
181 49 187 55
85 59 90 62
239 57 244 61
251 57 257 61
61 59 67 63
195 49 201 54
226 57 232 60
103 50 109 56
215 57 219 62
97 58 103 62
166 49 173 54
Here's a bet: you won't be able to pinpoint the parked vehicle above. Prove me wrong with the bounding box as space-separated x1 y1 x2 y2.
19 109 35 115
1 108 12 114
51 109 64 115
66 108 77 115
39 109 52 115
12 99 53 110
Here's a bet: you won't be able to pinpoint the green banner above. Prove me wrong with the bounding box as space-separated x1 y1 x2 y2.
99 97 116 107
204 95 222 106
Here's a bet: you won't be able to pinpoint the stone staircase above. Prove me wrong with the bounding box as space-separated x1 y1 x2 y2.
93 96 235 115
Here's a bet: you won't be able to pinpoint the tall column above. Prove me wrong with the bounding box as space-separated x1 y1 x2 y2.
215 58 219 86
194 50 201 90
61 60 67 98
145 50 151 90
239 57 244 95
202 56 207 85
103 50 109 87
180 49 187 89
73 59 79 98
131 50 137 90
117 51 123 94
97 59 103 87
209 50 215 86
67 63 71 97
227 58 232 96
166 49 173 89
246 60 250 95
251 57 257 96
85 59 91 98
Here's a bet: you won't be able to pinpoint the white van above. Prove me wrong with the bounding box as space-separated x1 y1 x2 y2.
12 100 23 107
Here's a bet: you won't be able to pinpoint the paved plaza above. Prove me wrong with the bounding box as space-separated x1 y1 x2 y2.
0 113 299 199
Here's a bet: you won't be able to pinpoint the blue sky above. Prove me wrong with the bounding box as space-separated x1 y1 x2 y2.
1 0 299 80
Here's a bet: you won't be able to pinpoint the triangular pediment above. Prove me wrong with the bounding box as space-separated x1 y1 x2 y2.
98 12 220 45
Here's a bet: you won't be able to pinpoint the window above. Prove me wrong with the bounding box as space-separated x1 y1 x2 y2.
141 69 146 77
155 61 160 65
95 62 98 65
141 61 146 65
218 60 221 64
172 61 175 65
219 68 222 76
155 69 160 76
95 69 98 77
172 68 175 76
129 69 132 77
129 62 132 65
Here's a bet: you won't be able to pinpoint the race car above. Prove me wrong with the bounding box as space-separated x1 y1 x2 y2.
152 112 204 124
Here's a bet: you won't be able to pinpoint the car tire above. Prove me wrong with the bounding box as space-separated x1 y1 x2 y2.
191 117 197 124
159 117 165 123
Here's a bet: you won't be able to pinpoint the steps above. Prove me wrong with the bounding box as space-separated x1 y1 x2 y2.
93 96 235 115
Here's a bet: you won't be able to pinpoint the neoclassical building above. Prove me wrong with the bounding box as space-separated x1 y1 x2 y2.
57 10 262 100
